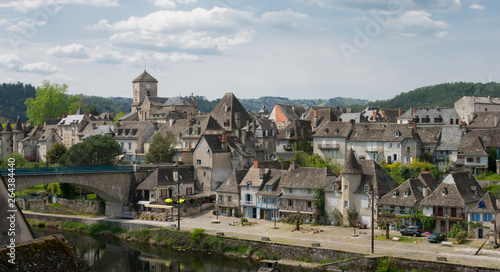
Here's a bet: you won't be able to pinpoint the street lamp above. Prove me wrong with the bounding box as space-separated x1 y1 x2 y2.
166 169 184 231
366 185 375 254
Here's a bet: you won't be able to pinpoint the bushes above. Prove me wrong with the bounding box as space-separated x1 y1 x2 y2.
59 222 125 235
191 228 205 244
448 221 464 239
455 230 468 244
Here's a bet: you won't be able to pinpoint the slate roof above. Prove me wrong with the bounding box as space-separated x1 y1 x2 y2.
354 160 399 196
346 123 387 142
469 192 499 213
58 114 85 126
133 70 158 82
340 112 366 123
303 106 343 126
136 167 194 190
227 135 257 158
210 92 253 130
464 137 488 156
12 116 23 132
114 121 153 140
468 111 500 128
275 104 306 121
83 125 115 139
458 128 500 151
435 126 462 151
378 173 438 206
163 96 196 106
256 170 290 197
341 148 362 174
200 134 227 153
276 120 312 140
312 121 352 138
274 151 301 161
216 169 249 193
415 126 442 146
240 168 270 188
420 172 485 208
381 109 403 123
403 107 459 124
281 167 335 189
381 124 415 142
148 97 169 107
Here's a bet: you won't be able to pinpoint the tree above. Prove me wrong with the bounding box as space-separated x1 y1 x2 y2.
146 133 176 164
25 80 69 125
59 135 121 166
1 153 28 168
313 188 326 224
292 126 312 153
114 112 124 125
68 100 88 115
46 142 67 164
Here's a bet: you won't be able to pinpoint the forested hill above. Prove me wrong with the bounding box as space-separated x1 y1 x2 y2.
193 96 370 113
0 83 36 123
372 82 500 109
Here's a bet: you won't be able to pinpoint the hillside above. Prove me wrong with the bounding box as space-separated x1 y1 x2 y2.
372 82 500 109
194 96 370 113
0 83 36 123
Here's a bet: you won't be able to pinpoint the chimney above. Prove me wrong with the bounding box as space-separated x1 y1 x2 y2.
254 160 259 169
63 114 68 118
412 108 417 116
241 130 246 144
381 111 386 118
252 120 256 134
423 187 429 198
92 123 97 129
412 119 417 129
173 167 179 182
398 107 402 117
372 111 376 121
312 109 318 128
289 160 297 171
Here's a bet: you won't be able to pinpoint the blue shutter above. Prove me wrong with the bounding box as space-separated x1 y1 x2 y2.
482 214 486 222
470 213 474 221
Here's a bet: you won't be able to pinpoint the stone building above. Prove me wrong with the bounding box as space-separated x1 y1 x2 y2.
455 96 500 125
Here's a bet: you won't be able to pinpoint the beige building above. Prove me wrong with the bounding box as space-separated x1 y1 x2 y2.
455 96 500 125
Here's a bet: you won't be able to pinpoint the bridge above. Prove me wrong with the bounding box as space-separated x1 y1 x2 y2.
0 165 151 216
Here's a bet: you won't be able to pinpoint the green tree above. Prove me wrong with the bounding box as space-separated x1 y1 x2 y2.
1 153 28 168
313 188 326 224
59 135 121 166
488 147 497 172
68 100 88 115
114 112 124 125
25 80 69 125
146 133 176 164
59 183 76 199
46 142 67 164
292 126 312 153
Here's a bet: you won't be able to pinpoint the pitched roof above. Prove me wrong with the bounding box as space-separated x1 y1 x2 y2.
378 173 438 206
2 121 12 133
12 116 23 131
464 137 488 156
281 167 335 189
312 121 352 138
147 96 169 107
468 111 500 128
469 192 499 213
435 126 462 151
114 121 154 140
420 172 485 207
275 104 306 121
353 160 399 196
216 169 249 193
136 167 194 190
201 134 227 153
256 170 289 197
341 148 362 174
163 96 196 106
210 92 252 130
133 70 158 83
276 120 312 140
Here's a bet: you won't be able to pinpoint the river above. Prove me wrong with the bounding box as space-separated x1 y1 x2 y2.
33 228 261 272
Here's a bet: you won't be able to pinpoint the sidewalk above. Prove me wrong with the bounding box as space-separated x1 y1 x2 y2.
24 210 500 269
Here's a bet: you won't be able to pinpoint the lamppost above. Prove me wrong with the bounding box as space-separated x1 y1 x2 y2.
366 186 375 254
444 214 449 239
166 169 184 230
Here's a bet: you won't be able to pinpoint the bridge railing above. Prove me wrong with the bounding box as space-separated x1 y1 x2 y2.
0 165 135 176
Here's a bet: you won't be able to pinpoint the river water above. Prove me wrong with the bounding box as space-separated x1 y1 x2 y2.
33 228 260 272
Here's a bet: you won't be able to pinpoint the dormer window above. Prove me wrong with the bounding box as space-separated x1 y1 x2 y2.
246 183 251 190
395 131 400 137
364 185 369 193
392 190 398 197
286 130 291 137
333 184 338 192
324 128 329 134
266 185 272 191
403 190 409 197
442 187 448 195
478 201 484 209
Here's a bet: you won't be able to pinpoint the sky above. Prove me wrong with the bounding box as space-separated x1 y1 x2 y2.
0 0 499 102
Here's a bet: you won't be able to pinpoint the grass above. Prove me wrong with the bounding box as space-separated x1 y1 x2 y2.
59 222 125 235
374 235 423 243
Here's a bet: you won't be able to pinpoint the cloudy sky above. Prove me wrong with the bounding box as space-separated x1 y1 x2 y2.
0 0 498 102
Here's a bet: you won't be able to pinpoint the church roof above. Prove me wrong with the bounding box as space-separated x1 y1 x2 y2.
132 70 158 83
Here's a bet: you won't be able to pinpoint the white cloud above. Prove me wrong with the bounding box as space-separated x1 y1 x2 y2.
47 43 90 58
309 0 461 12
0 0 119 13
5 17 47 32
150 0 196 9
388 10 449 38
260 9 311 30
0 54 58 73
470 4 485 11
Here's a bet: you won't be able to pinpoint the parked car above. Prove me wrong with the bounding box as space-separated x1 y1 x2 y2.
428 233 447 243
399 226 422 237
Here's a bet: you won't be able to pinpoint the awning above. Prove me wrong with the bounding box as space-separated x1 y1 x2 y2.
145 204 173 209
137 201 150 205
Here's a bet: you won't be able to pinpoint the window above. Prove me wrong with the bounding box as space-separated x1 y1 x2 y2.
203 171 206 177
396 143 401 148
344 185 348 191
265 142 268 149
246 183 251 190
186 187 193 195
406 146 411 153
343 200 349 207
286 130 291 137
128 143 132 149
333 184 338 192
393 154 398 161
364 185 369 193
403 190 408 197
392 190 397 197
361 196 368 208
442 187 448 195
227 195 232 203
196 159 201 165
466 157 474 162
476 157 480 163
184 141 189 148
308 189 312 194
331 195 338 206
266 185 272 191
185 130 189 136
389 143 393 148
289 188 293 193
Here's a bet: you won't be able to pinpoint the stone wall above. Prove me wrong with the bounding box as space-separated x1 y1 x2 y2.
57 198 104 214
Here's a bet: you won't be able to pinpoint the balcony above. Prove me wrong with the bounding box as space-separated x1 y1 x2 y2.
278 205 316 214
240 200 254 206
256 203 278 209
317 143 339 150
378 208 411 215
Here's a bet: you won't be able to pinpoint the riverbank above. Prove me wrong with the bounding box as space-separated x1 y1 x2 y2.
23 210 500 271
